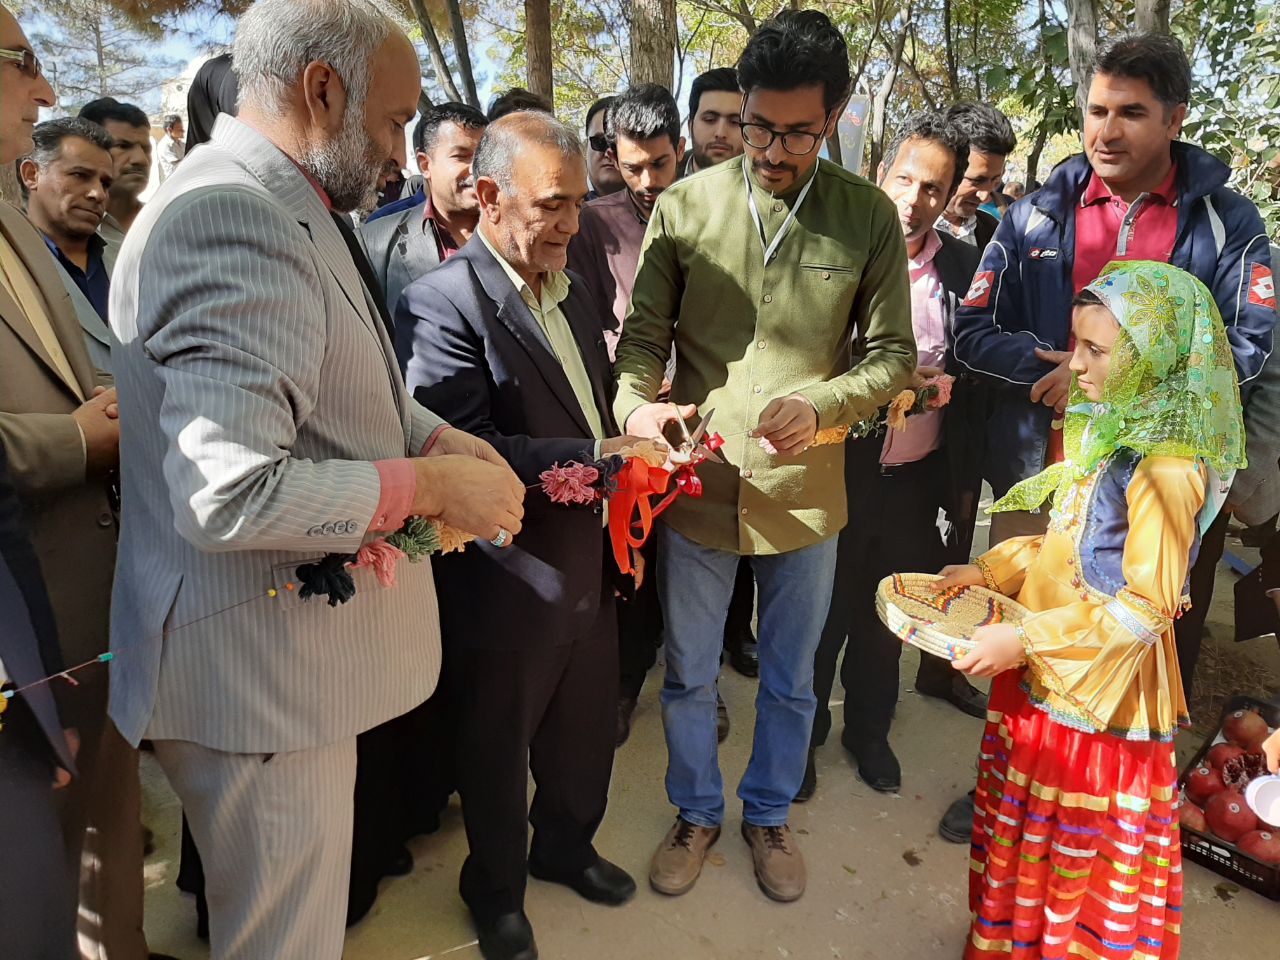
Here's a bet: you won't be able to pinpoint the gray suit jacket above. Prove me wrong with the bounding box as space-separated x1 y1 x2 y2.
108 116 447 752
358 201 443 321
51 257 114 374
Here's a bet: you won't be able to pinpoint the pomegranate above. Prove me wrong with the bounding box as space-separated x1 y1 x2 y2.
1237 829 1280 865
1222 752 1268 789
1184 764 1226 805
1178 801 1207 833
1205 789 1260 843
1206 742 1246 770
1222 709 1269 750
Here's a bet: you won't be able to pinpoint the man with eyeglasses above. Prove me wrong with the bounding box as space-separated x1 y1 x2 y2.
1 7 167 960
615 9 914 902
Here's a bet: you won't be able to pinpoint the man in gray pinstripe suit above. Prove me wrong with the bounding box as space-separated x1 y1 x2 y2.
107 2 525 957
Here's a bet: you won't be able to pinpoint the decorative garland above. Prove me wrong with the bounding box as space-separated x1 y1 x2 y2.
295 516 474 606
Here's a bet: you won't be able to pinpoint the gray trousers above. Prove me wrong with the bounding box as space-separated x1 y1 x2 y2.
154 736 357 960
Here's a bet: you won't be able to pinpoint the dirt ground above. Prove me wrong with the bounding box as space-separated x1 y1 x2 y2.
140 511 1280 959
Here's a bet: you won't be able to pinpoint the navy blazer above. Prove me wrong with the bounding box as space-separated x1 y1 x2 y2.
396 236 617 650
0 442 73 772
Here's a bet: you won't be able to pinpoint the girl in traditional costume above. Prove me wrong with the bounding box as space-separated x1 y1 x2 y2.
938 260 1246 959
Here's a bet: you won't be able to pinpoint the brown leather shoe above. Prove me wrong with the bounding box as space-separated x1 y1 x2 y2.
649 817 721 896
740 822 805 902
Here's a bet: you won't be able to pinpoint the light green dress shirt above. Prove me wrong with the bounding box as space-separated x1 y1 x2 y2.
477 227 606 444
614 155 917 555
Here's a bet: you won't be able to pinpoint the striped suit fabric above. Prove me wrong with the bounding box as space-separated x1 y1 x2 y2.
107 115 448 958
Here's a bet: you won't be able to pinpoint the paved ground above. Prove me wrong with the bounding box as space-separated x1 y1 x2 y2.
141 514 1280 959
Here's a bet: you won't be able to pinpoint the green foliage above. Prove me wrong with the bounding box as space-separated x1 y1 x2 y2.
1177 0 1280 238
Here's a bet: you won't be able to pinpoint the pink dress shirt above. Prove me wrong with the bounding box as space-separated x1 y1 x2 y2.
880 229 947 465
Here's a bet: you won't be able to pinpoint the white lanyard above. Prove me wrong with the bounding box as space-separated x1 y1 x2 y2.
743 162 817 266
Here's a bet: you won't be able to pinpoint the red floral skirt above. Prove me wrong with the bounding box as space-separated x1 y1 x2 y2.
964 671 1182 960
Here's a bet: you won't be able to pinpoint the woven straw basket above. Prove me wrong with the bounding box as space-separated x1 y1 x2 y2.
875 572 1031 662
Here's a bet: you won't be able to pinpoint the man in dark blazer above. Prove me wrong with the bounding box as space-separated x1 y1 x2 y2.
0 437 78 959
804 112 987 800
358 100 489 320
397 112 640 960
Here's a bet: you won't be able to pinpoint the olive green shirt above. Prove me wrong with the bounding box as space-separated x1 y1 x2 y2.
613 155 916 555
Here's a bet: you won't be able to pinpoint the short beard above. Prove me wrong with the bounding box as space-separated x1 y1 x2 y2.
299 103 383 214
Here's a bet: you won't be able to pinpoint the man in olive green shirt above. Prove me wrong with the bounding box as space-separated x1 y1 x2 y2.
616 10 915 903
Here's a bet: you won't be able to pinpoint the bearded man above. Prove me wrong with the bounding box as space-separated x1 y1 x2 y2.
106 2 525 957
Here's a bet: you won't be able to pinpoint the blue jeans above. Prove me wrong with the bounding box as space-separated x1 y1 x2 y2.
657 523 838 827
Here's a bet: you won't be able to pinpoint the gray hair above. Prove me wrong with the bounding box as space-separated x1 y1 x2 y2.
472 112 584 196
232 0 407 114
29 117 114 170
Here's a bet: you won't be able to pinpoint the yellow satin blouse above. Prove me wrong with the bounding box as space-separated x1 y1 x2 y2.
976 455 1206 741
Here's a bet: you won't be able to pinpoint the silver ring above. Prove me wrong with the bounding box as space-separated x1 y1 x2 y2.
490 527 510 548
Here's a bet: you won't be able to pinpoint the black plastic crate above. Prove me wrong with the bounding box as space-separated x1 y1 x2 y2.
1176 694 1280 900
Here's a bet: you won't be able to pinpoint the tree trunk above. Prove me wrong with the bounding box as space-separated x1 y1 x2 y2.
1025 118 1049 186
408 0 463 104
631 0 677 89
525 0 553 101
942 0 959 96
1066 0 1098 115
868 20 910 173
1134 0 1171 33
445 0 481 109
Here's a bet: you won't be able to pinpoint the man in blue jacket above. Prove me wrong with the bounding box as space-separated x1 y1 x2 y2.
954 33 1273 535
942 32 1275 843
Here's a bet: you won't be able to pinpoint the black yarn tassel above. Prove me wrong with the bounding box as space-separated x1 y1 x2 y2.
296 553 358 606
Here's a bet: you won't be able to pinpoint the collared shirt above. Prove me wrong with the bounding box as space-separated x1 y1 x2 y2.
937 213 978 245
158 135 185 182
0 231 85 401
421 193 461 261
1072 163 1178 292
567 188 648 360
615 154 916 555
1046 163 1181 464
476 227 606 443
42 232 110 322
881 229 946 466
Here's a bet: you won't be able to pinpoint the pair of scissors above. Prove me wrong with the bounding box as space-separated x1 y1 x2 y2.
675 407 725 464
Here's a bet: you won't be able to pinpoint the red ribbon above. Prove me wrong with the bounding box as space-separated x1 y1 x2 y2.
607 460 705 574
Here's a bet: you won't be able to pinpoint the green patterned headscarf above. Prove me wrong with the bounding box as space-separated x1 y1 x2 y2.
992 260 1246 520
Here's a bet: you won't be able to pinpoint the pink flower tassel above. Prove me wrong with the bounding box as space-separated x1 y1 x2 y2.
540 462 601 505
353 539 407 588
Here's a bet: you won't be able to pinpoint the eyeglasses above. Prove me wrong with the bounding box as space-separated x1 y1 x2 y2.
738 116 828 156
588 133 611 154
0 47 43 80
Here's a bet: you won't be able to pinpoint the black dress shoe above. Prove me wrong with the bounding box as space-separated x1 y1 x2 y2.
794 748 817 802
726 634 760 678
715 692 730 743
386 844 414 877
616 697 638 747
529 856 636 905
476 910 538 960
915 673 988 720
938 789 977 843
346 876 379 928
843 735 901 793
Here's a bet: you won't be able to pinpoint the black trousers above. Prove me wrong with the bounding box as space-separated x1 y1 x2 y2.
811 442 951 749
453 588 619 921
1173 506 1231 698
618 535 664 701
0 700 77 959
618 542 753 701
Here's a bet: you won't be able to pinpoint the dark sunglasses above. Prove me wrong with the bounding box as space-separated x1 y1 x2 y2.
0 47 43 80
588 133 612 154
